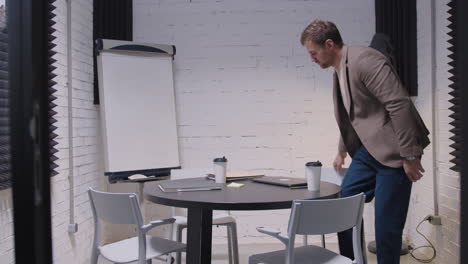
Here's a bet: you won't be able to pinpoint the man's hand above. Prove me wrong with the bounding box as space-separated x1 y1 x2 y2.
333 152 347 171
403 159 425 182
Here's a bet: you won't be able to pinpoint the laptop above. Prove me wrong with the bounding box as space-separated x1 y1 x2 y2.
158 178 223 192
253 176 307 188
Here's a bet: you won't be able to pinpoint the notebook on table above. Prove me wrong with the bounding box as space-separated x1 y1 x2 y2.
252 176 307 188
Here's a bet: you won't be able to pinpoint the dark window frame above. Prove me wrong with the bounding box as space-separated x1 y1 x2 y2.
0 5 10 191
456 0 468 261
9 0 53 263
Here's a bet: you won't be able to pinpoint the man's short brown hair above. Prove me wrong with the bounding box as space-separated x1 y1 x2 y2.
300 19 343 48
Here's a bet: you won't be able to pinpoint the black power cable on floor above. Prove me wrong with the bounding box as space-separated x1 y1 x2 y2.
409 216 437 263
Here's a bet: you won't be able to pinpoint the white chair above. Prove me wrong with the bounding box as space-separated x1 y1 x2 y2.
323 168 368 264
168 168 239 264
88 188 186 264
302 168 348 248
249 193 366 264
303 168 367 264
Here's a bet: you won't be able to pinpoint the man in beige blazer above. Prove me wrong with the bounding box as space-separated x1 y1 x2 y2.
301 20 430 264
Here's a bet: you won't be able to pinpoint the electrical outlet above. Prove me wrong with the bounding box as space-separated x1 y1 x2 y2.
428 215 442 225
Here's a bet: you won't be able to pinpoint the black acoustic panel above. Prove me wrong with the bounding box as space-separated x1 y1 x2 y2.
93 0 133 104
446 0 462 172
375 0 418 96
48 0 58 177
1 0 60 188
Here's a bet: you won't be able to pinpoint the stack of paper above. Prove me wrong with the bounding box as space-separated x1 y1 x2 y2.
158 178 223 192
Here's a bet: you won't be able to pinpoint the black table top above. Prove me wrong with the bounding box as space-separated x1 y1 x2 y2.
144 178 341 210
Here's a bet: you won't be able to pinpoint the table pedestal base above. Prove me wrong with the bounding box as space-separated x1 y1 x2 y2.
186 208 213 264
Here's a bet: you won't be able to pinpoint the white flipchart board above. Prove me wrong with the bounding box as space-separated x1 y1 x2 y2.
96 40 180 175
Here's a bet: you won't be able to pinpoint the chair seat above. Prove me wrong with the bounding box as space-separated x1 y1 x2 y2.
173 213 236 226
100 235 186 263
249 245 352 264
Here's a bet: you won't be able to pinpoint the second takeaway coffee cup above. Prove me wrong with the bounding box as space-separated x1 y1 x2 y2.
213 156 228 183
305 160 322 191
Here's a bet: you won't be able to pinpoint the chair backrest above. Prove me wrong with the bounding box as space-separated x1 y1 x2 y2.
88 188 143 225
284 193 365 264
321 167 347 185
288 193 365 236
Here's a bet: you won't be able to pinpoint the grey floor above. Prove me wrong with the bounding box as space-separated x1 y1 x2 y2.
153 242 428 264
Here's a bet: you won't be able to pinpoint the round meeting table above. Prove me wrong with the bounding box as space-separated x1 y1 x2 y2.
144 178 341 264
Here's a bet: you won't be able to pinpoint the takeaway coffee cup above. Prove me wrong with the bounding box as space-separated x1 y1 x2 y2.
213 156 228 183
305 160 322 191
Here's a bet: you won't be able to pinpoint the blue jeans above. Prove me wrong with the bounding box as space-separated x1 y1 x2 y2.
338 145 412 264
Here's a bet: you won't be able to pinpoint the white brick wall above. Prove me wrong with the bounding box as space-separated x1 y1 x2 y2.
0 190 13 264
404 0 460 263
49 0 103 263
403 0 436 252
134 0 376 244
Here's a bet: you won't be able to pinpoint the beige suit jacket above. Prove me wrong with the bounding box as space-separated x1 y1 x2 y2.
334 46 430 168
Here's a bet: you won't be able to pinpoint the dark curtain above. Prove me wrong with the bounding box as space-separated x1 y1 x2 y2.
93 0 133 104
375 0 418 96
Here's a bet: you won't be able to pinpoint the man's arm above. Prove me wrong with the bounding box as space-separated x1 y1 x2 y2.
338 136 347 153
356 51 425 181
333 151 347 171
355 52 423 158
334 137 347 171
403 159 425 182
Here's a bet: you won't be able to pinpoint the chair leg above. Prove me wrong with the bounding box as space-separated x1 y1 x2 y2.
321 234 326 248
228 223 239 264
165 255 172 264
227 225 233 264
361 224 367 264
176 226 184 264
166 223 175 264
